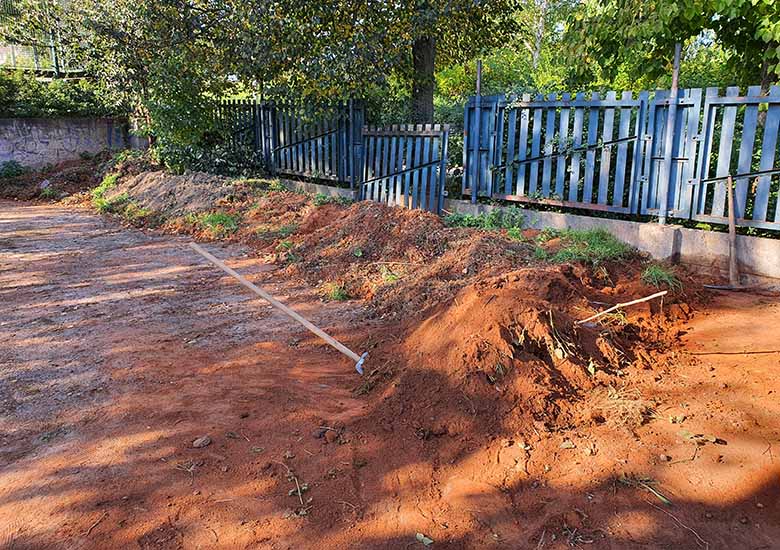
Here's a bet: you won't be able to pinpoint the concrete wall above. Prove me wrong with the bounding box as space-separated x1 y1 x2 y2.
280 178 356 199
445 199 780 284
0 117 132 168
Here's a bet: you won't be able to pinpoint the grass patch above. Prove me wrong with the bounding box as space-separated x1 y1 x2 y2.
256 223 298 239
641 263 682 291
536 228 633 265
40 186 59 200
90 173 120 210
379 265 400 283
444 207 525 231
313 192 352 207
0 160 28 179
187 211 241 238
324 282 349 301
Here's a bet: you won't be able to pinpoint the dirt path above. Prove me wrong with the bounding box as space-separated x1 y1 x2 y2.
0 202 372 549
2 202 779 549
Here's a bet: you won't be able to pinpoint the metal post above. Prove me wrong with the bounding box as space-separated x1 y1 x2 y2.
471 60 482 204
658 42 681 224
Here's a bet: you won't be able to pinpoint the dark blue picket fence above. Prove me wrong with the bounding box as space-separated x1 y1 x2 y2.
216 100 449 213
464 85 780 230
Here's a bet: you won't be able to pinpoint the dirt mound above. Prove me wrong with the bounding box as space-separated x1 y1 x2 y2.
104 169 251 217
0 154 109 200
363 263 692 440
285 201 531 316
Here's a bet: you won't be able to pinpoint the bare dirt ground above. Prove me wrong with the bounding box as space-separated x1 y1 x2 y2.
2 201 779 549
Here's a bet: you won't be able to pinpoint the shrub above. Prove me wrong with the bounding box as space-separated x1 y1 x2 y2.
91 173 120 210
196 211 241 237
444 207 525 231
0 160 28 179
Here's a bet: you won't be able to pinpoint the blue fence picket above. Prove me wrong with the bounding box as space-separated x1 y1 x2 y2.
758 87 780 222
555 93 571 198
504 102 518 194
541 93 556 196
583 92 600 203
733 86 761 219
516 94 530 196
613 91 632 208
529 95 544 196
568 92 585 202
710 86 740 218
597 91 617 205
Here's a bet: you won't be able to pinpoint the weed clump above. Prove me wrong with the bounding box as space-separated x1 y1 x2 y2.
444 207 525 231
313 193 352 207
188 211 241 238
641 263 682 291
534 228 633 265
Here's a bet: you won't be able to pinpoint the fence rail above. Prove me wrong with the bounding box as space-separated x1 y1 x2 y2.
463 85 780 230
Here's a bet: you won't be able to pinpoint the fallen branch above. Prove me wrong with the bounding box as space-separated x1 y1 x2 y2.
645 500 709 549
84 511 108 536
576 291 668 325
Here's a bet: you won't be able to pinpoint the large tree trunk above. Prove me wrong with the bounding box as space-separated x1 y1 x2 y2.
411 36 436 124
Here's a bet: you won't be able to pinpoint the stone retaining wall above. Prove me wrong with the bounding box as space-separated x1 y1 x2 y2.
0 117 137 168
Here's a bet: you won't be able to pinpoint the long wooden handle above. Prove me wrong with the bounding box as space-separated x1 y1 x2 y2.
189 243 362 364
576 290 668 325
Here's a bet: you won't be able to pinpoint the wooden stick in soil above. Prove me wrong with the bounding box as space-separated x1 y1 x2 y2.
189 243 368 374
576 291 668 325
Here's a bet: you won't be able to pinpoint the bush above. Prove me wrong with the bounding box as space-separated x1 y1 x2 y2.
0 71 123 118
0 160 28 179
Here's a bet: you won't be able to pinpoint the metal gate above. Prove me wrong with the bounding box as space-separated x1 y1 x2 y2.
361 124 450 214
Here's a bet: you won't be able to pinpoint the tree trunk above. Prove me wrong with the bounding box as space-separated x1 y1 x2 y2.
411 36 436 124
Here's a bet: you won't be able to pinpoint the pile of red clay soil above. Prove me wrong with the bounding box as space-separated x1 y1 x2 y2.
283 201 532 317
0 154 110 201
357 261 695 453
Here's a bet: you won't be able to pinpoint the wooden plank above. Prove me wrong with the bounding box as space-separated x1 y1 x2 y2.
505 102 517 194
555 93 571 198
421 126 433 210
541 93 557 197
733 86 761 219
404 133 414 208
693 87 720 215
613 91 633 208
388 130 398 205
515 94 530 196
412 127 423 209
528 94 544 195
711 86 740 217
583 92 600 203
597 91 617 204
568 92 585 202
461 103 470 196
429 133 441 210
676 88 702 216
758 86 780 221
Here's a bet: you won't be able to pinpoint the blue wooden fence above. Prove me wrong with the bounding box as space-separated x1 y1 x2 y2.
464 85 780 230
215 99 364 188
361 124 449 213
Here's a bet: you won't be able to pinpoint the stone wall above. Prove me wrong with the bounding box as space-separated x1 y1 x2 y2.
0 117 135 168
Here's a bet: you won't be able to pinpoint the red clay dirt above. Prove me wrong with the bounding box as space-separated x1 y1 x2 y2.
1 201 779 549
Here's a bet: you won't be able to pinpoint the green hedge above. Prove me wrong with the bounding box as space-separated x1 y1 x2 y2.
0 70 124 118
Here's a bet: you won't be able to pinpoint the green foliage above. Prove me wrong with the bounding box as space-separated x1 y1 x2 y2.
536 228 634 265
40 186 59 199
566 0 780 86
95 192 130 213
379 265 400 283
193 211 241 237
641 264 683 291
444 207 525 231
0 71 122 118
0 160 28 179
324 282 349 301
313 193 352 206
90 173 119 210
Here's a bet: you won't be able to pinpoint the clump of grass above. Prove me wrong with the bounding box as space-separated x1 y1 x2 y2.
324 282 349 301
641 263 682 291
536 228 633 265
189 211 240 238
40 186 59 200
444 207 525 231
379 265 400 283
256 224 298 239
313 193 352 207
0 160 28 178
90 173 119 210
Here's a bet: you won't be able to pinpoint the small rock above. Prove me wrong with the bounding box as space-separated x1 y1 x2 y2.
756 503 764 509
659 454 672 462
705 512 713 519
283 450 295 459
739 516 749 524
192 436 212 448
324 430 338 444
39 179 51 190
312 428 327 439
